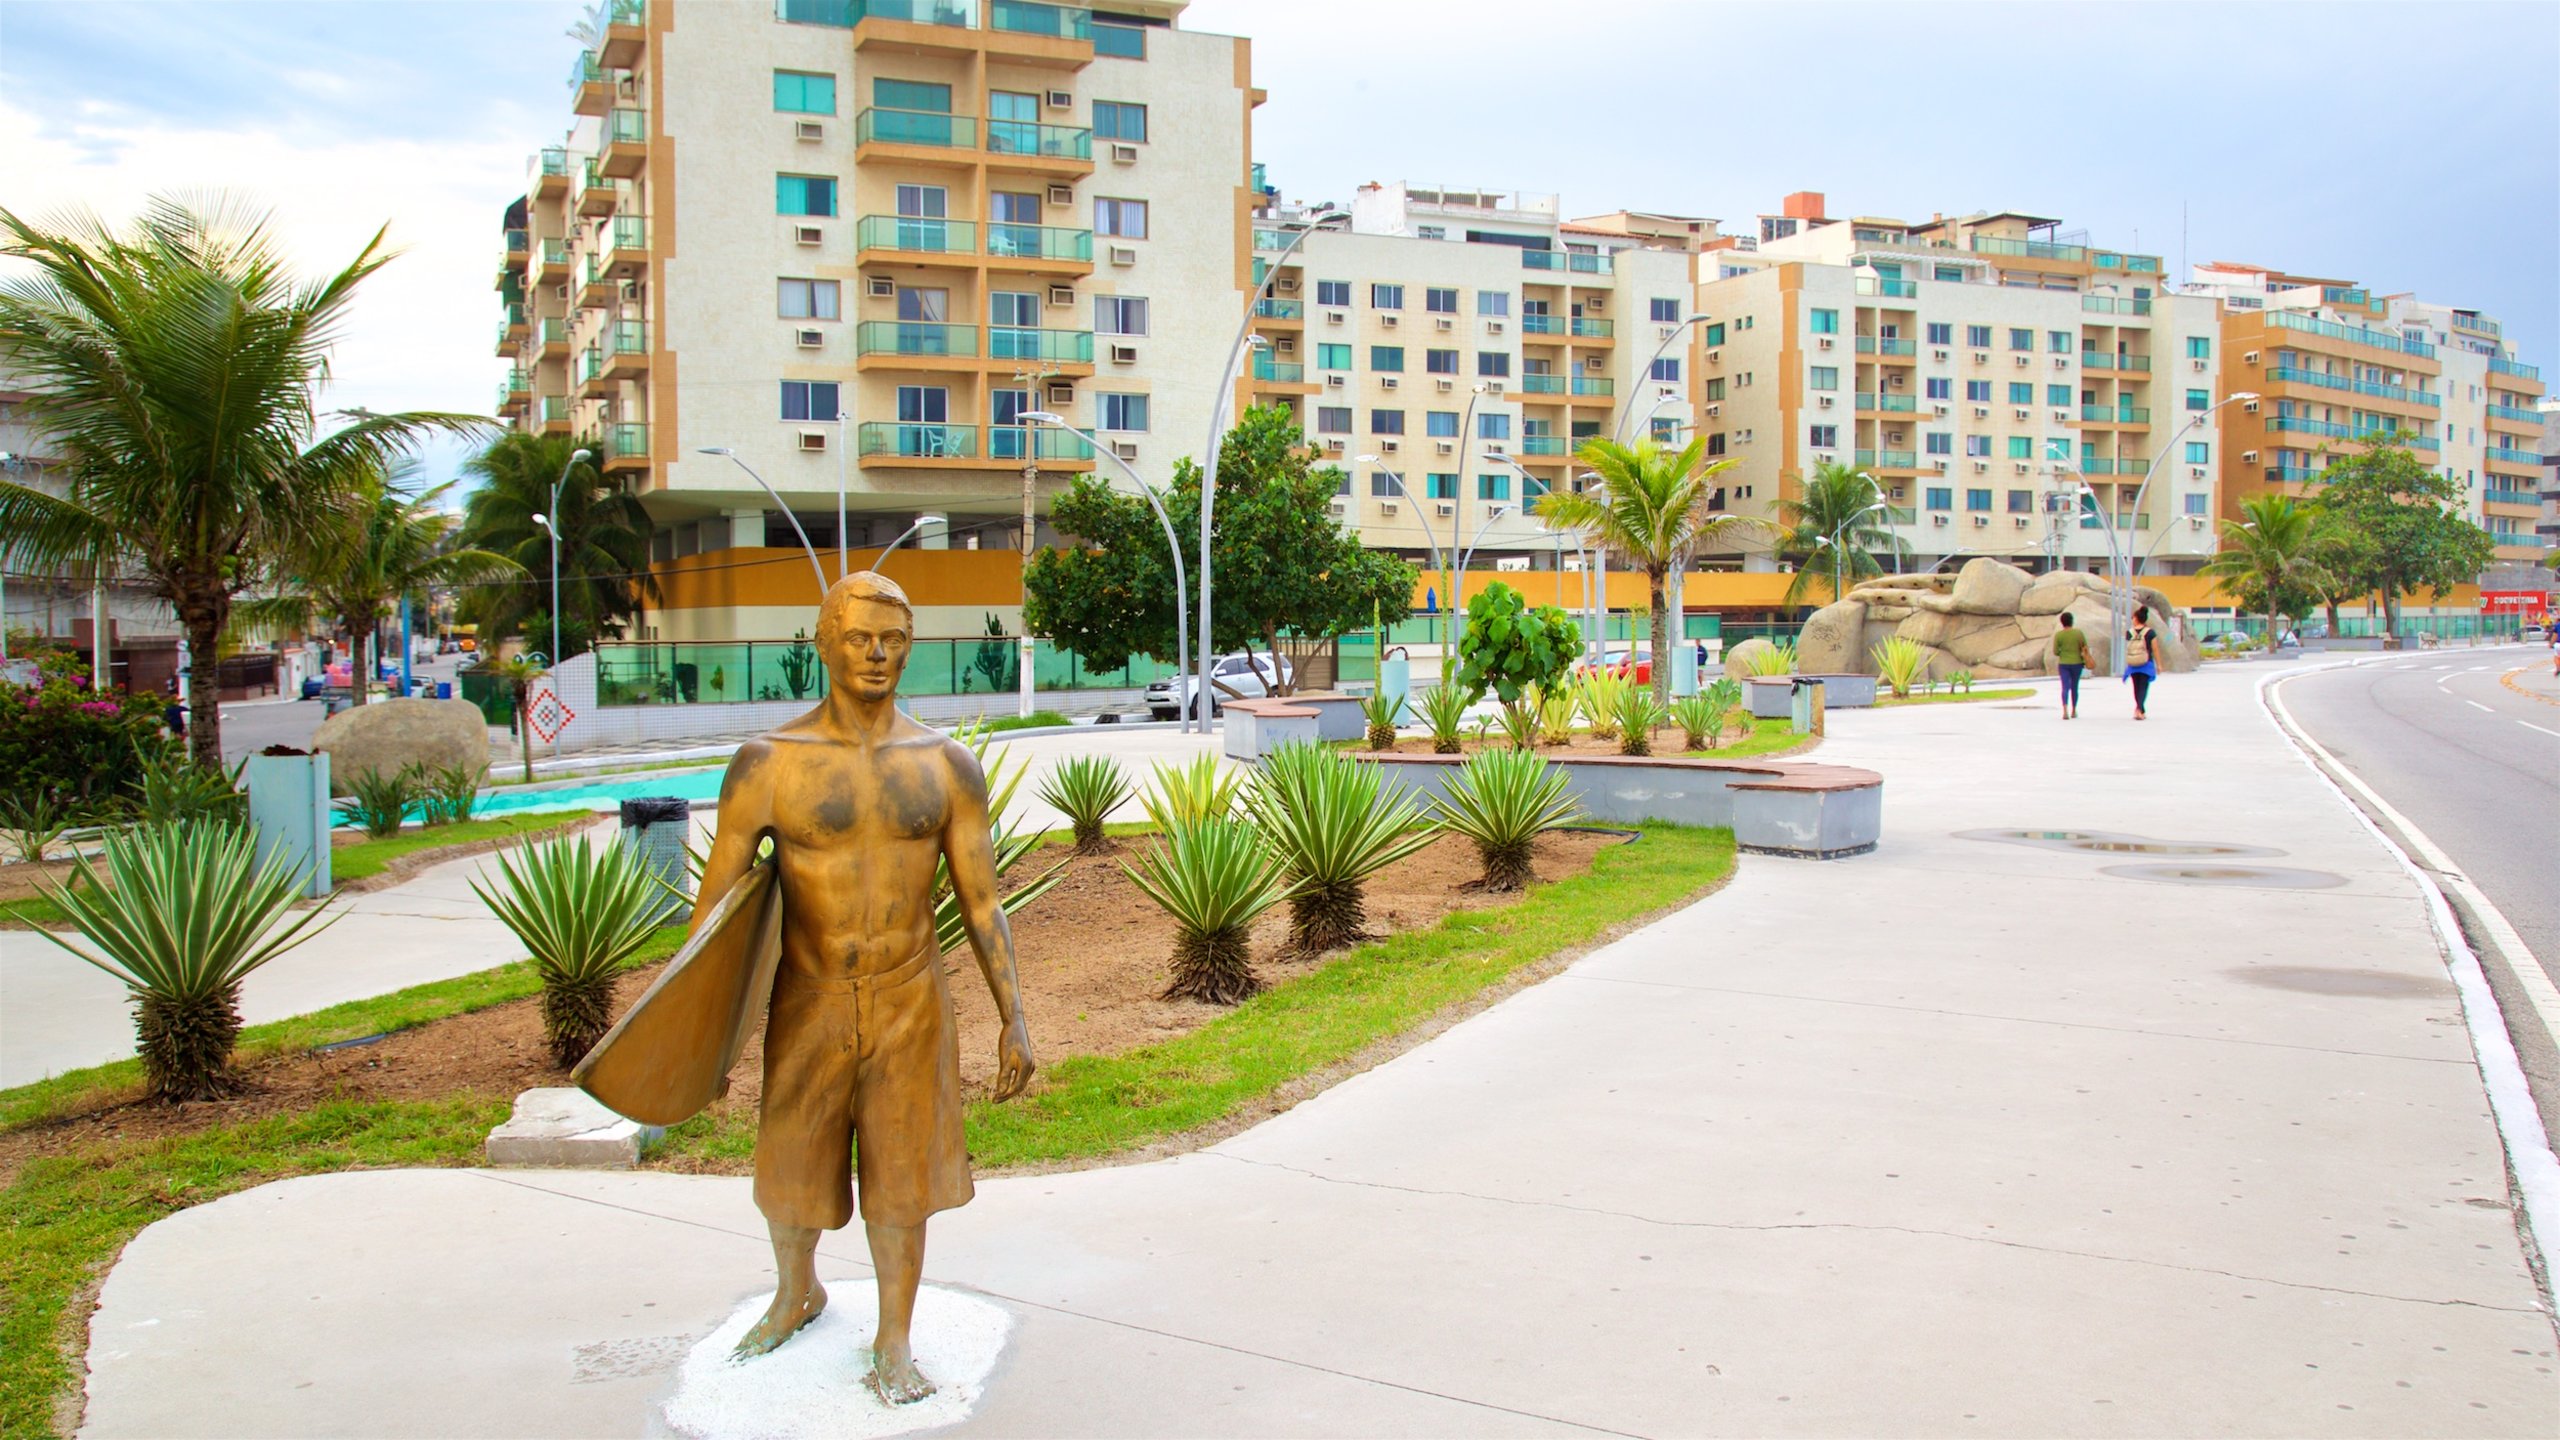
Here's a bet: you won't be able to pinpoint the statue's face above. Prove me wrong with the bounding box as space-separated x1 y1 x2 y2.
822 597 912 702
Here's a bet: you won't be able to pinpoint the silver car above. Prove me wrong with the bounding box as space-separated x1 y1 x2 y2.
1146 652 1291 720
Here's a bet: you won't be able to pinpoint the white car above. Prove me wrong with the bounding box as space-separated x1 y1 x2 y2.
1146 652 1292 720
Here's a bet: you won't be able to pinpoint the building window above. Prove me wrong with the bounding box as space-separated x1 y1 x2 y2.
1650 357 1681 382
1095 197 1148 238
778 278 840 319
1966 324 1991 348
1810 424 1838 449
1934 264 1965 282
1478 290 1511 317
2186 336 2211 360
2007 436 2032 460
1964 379 1991 402
1090 295 1152 335
1925 432 1952 455
1703 378 1725 401
1479 473 1511 500
2046 437 2072 461
1650 297 1680 323
1315 406 1351 434
1098 392 1149 431
1811 366 1839 391
1926 486 1952 510
2008 382 2033 405
1425 473 1458 500
1426 411 1459 438
1369 345 1404 372
2185 440 2210 464
874 77 949 111
774 70 837 114
1810 308 1840 335
1426 287 1459 314
2007 327 2033 351
1317 279 1351 307
1425 349 1459 375
1371 409 1405 434
776 174 838 216
1477 352 1511 378
1316 342 1351 370
1371 283 1404 310
2048 330 2071 353
1965 435 1990 458
1966 488 1992 511
1702 321 1726 346
1926 322 1953 345
1370 473 1395 497
1478 413 1510 440
1092 100 1147 142
2046 384 2070 406
780 380 840 420
2186 388 2210 411
1416 225 1445 241
2007 489 2033 513
2184 492 2209 515
1925 377 1952 400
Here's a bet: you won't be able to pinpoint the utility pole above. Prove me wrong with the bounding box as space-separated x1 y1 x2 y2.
1015 361 1058 719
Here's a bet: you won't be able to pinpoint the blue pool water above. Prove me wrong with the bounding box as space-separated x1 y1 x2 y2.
331 765 729 828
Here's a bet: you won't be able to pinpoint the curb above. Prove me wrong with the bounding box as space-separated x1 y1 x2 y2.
2258 658 2560 1321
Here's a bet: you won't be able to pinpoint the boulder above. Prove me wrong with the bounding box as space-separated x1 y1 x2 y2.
1858 619 1901 669
1945 619 2029 666
1896 608 1971 648
1949 558 2035 615
1987 637 2054 672
1796 600 1868 674
1907 591 1967 615
1915 644 1962 680
1865 602 1914 623
2018 574 2103 616
1723 637 1778 680
313 697 490 796
1854 574 1950 593
2016 613 2062 640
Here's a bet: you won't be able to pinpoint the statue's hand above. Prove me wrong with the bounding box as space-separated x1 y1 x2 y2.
994 1018 1035 1101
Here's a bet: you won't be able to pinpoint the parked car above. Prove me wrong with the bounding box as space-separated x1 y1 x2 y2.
1146 652 1292 720
1576 650 1653 686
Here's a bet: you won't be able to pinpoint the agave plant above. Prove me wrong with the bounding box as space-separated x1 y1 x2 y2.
1670 678 1741 751
136 745 246 826
1747 639 1800 678
1871 636 1928 698
1577 671 1629 741
1036 754 1133 853
1428 748 1579 892
31 822 339 1100
337 763 422 840
1613 685 1664 757
1122 816 1296 1004
1 790 76 865
1494 699 1539 753
1141 752 1247 829
1246 742 1436 953
933 719 1065 953
422 761 489 826
472 832 671 1067
1533 682 1577 745
1415 684 1473 755
1359 690 1401 750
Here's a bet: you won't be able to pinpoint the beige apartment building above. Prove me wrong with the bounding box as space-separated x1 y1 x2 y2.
497 0 1257 640
1693 193 2227 577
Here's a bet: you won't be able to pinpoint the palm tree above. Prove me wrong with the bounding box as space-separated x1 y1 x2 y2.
479 653 550 783
457 431 656 659
1537 437 1759 706
236 461 524 704
1775 459 1902 607
2202 494 2323 649
0 196 484 766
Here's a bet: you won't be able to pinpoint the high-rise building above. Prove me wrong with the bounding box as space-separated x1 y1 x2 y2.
497 0 1257 639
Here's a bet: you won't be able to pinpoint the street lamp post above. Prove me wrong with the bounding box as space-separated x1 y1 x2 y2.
871 512 947 570
1491 452 1585 629
2069 391 2256 672
535 445 591 669
1596 314 1709 668
1024 411 1192 732
1830 497 1890 606
696 447 829 598
1359 456 1452 662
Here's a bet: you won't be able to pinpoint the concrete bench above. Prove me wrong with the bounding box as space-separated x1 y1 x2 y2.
1221 699 1321 760
1275 691 1370 742
1795 673 1878 708
1744 677 1795 719
1730 765 1883 860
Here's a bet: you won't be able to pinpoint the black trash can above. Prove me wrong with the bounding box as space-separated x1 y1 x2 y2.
619 796 694 922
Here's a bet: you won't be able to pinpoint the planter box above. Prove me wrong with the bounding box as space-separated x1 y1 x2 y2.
1348 751 1884 859
1745 677 1796 719
1797 673 1877 708
1220 699 1320 760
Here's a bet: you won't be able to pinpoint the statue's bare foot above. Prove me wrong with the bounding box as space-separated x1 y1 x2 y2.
734 1279 826 1357
864 1342 937 1405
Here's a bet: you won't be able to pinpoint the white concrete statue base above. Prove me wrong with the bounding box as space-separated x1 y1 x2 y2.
660 1284 1010 1440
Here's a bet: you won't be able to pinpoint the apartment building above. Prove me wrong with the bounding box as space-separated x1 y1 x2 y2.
497 0 1256 640
0 377 179 655
1694 193 2226 577
2188 262 2550 581
1240 183 1706 574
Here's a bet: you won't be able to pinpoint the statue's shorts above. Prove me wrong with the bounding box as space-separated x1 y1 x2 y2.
755 945 973 1230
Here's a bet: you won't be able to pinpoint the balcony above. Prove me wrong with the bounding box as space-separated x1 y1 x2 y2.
856 107 978 152
1249 356 1306 384
578 160 618 217
2486 444 2539 467
577 347 606 394
2264 365 2441 408
1253 297 1303 322
987 326 1093 364
985 118 1093 162
538 395 576 436
988 0 1091 39
2082 405 2150 424
1519 374 1566 395
1520 314 1567 336
601 319 649 379
601 420 649 475
2263 464 2320 485
1569 317 1614 340
2483 486 2538 507
2092 251 2163 274
1854 449 1918 470
579 254 616 308
599 108 648 178
1855 277 1919 299
1855 392 1917 413
534 147 571 196
1521 250 1613 275
2267 415 2353 441
1971 235 2086 262
2487 403 2542 423
597 0 644 68
990 425 1095 462
986 223 1093 266
570 54 614 115
2489 356 2540 381
503 228 529 261
1520 435 1570 456
535 238 570 282
497 372 529 413
855 320 978 359
781 0 974 29
496 305 526 355
2079 350 2151 372
2263 307 2433 359
2081 295 2151 316
1855 336 1918 357
1569 375 1615 401
536 316 569 359
597 215 648 279
856 215 976 257
858 422 977 460
1884 505 1918 525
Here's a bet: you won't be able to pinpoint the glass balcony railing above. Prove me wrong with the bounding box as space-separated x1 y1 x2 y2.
989 425 1094 461
985 118 1092 159
1250 356 1305 383
496 374 528 409
2081 295 2152 316
1854 449 1918 469
2484 486 2538 505
579 347 602 382
2093 252 2163 273
538 316 569 345
1570 375 1615 397
1521 250 1613 274
538 238 570 268
2264 307 2433 359
2487 403 2542 422
1519 374 1566 395
857 107 977 148
986 223 1092 261
988 327 1093 363
538 146 570 177
857 215 975 253
1855 278 1918 298
2319 285 2370 307
569 52 608 91
1861 337 1917 355
606 318 648 354
2268 416 2352 440
605 108 646 145
2079 351 2152 372
2452 312 2501 336
856 320 978 357
504 228 529 255
1855 392 1917 412
1520 314 1566 335
1254 297 1302 320
1251 228 1289 252
2265 365 2441 408
582 159 613 192
1520 435 1569 456
603 214 647 255
1093 18 1144 57
540 395 575 424
1971 235 2085 262
1884 505 1918 525
988 0 1091 39
858 422 976 458
2490 356 2541 380
604 421 648 461
2082 405 2150 423
778 0 976 27
1570 317 1614 338
2263 464 2319 485
2486 445 2539 465
604 0 645 26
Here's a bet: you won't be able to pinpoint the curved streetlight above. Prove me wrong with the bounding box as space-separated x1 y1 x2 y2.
1828 497 1891 605
1359 454 1453 642
2066 390 2258 672
1488 451 1585 607
537 444 591 676
871 512 947 571
696 447 829 599
1197 208 1348 728
1023 410 1192 732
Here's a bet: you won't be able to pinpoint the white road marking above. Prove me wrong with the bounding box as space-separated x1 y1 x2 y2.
2465 700 2495 713
2523 721 2560 739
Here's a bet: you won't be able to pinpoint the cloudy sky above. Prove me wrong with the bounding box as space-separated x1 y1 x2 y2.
4 0 2552 493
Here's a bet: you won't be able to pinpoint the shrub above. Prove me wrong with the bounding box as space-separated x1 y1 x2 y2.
1246 742 1436 953
1613 685 1663 756
1037 754 1133 852
31 821 338 1100
1121 816 1295 1004
1 790 76 864
1577 671 1628 740
1948 669 1975 695
1428 748 1579 891
1452 582 1581 706
422 762 489 825
1141 753 1246 828
337 763 422 839
471 832 671 1067
1670 678 1741 751
1494 699 1538 752
1532 682 1576 746
1415 684 1473 755
136 745 247 826
1746 639 1799 677
1359 690 1401 750
0 661 167 816
1871 636 1928 698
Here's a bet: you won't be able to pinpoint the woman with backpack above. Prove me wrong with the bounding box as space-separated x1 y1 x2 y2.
2123 604 2162 721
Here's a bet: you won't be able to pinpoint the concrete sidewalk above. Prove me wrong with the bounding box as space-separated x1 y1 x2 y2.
76 665 2559 1436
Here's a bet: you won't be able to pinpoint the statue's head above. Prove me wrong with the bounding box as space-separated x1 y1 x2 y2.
815 570 914 703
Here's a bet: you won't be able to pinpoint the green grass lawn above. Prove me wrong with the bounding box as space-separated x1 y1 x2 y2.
1874 687 2036 707
0 823 1732 1435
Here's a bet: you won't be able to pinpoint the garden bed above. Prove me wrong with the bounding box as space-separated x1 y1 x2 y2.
1359 713 1812 762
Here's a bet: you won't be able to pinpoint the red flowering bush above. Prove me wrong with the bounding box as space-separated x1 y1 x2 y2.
0 652 172 816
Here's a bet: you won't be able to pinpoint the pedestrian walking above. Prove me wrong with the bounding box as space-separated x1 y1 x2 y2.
2123 604 2162 721
2051 612 2087 720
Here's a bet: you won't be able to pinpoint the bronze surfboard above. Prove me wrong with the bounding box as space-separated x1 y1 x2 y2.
572 855 783 1127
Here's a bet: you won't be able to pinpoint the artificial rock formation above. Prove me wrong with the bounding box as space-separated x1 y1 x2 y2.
312 697 491 795
1793 559 2198 681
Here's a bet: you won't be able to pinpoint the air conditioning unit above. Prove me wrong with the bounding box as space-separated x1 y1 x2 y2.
795 328 824 349
1045 90 1073 109
1380 314 1399 328
867 276 894 298
1586 296 1604 311
1435 502 1455 517
2190 466 2206 479
2014 408 2030 420
1974 515 1989 527
794 225 824 246
2053 410 2070 422
1322 437 1346 451
1817 336 1834 350
1488 320 1506 334
1933 349 1950 360
1434 377 1453 391
1705 404 1720 417
1047 285 1075 306
1380 376 1399 389
1817 396 1834 409
1933 403 1949 416
2191 359 2207 372
1046 381 1074 403
795 121 824 143
1889 486 1906 499
2243 400 2260 413
2243 350 2260 364
2241 450 2258 462
1932 514 1950 527
1972 461 1988 473
1323 374 1345 388
1108 344 1137 364
1381 439 1399 452
798 430 827 452
1972 351 1989 363
1324 310 1347 325
1930 458 1948 471
1659 326 1678 341
2014 462 2030 474
1484 380 1504 394
2053 356 2068 369
1379 498 1397 513
1328 500 1346 517
2015 355 2030 367
1109 143 1138 164
1108 246 1137 267
1111 440 1139 460
2015 516 2030 528
1042 187 1077 211
1277 275 1299 292
1972 406 1989 418
2188 515 2206 529
1435 441 1454 455
1435 317 1454 331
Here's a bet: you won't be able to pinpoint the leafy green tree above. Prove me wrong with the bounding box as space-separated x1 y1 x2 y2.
1026 405 1415 695
2304 510 2378 637
1775 459 1903 606
0 196 482 766
1537 436 1762 706
2306 435 2494 638
1453 582 1580 704
456 431 656 660
2201 494 2323 648
236 462 521 705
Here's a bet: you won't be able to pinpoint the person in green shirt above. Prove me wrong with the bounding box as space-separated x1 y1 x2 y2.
2051 613 2087 719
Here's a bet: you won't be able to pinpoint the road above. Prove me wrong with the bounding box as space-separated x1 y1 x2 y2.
208 655 467 766
2282 648 2560 989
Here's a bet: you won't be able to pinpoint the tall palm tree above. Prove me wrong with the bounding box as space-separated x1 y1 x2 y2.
2202 494 2323 649
457 431 656 660
1537 437 1760 706
0 196 484 766
1775 459 1902 607
235 461 524 704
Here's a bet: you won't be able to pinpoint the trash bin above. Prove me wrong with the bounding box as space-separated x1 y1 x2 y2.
1670 646 1699 698
1379 650 1412 723
619 796 694 922
1789 677 1826 736
435 680 453 700
246 751 332 899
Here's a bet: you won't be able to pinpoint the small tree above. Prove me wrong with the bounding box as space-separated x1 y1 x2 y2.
2307 436 2493 638
2202 494 2323 649
481 653 548 782
1776 459 1901 606
1453 582 1581 705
